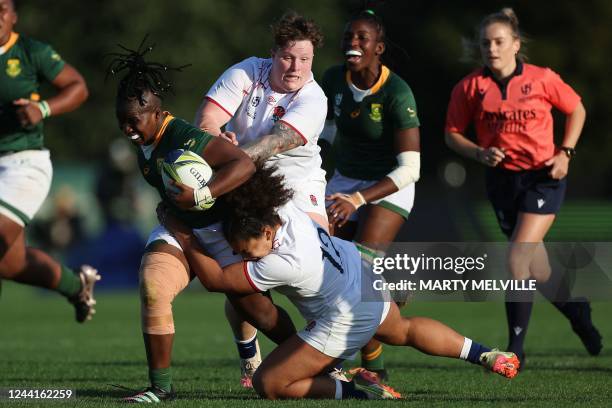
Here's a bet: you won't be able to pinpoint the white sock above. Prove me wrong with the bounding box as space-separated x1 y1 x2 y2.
460 337 472 360
235 330 258 344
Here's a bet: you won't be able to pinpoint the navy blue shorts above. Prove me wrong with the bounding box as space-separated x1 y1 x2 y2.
485 167 567 237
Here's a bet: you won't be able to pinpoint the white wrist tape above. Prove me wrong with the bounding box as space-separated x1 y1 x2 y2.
350 191 367 209
193 186 215 210
386 151 420 189
37 100 51 119
319 119 337 144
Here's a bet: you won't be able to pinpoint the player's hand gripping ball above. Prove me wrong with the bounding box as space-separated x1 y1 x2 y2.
161 149 215 210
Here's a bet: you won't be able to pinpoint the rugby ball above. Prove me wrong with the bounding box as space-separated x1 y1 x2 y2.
161 149 213 209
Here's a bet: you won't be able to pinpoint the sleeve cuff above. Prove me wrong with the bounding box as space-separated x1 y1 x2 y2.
205 96 234 118
243 261 263 292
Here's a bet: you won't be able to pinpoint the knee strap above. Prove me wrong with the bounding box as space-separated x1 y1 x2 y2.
140 251 189 335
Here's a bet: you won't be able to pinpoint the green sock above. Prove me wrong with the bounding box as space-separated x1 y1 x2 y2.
362 345 385 371
149 367 172 392
56 265 81 298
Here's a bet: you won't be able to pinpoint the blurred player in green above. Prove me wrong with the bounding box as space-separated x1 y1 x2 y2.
319 9 421 379
0 0 99 322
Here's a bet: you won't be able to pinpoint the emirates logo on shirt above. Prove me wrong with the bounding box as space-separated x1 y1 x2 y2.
272 106 286 122
310 194 318 206
481 108 536 133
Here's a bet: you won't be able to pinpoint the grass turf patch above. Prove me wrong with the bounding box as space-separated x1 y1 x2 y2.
0 282 610 407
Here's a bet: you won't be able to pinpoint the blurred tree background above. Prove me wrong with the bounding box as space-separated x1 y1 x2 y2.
12 0 612 248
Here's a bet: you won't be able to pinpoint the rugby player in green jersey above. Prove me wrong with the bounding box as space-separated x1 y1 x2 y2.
108 40 295 402
0 0 98 323
318 10 421 380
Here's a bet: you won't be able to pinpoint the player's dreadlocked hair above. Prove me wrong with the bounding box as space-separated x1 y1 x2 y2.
222 163 294 243
106 35 189 106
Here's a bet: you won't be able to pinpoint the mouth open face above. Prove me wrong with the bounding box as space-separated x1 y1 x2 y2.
283 73 301 83
128 133 143 144
345 49 363 64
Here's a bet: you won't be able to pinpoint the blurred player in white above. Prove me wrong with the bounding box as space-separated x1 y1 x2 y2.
193 11 328 386
159 166 520 400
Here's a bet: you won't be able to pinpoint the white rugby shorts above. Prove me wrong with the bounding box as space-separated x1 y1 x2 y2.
325 170 415 220
0 150 52 226
298 300 391 360
146 222 242 268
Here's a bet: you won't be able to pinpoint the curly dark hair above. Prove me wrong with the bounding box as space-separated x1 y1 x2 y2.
272 11 323 50
221 163 294 243
106 35 190 107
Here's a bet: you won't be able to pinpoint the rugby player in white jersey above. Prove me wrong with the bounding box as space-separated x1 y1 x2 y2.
158 166 520 400
193 11 328 386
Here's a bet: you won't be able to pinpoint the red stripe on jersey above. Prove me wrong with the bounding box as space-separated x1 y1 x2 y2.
205 96 234 118
243 262 262 292
278 120 308 145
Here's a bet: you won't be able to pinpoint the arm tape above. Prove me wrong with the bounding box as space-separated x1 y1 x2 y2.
319 119 337 144
386 151 420 189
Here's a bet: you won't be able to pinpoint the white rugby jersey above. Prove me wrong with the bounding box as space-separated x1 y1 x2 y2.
244 202 362 321
206 57 327 188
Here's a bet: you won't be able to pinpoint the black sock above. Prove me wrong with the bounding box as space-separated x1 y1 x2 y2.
505 289 534 355
537 269 576 318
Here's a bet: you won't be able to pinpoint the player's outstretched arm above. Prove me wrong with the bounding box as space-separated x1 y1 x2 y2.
241 121 304 162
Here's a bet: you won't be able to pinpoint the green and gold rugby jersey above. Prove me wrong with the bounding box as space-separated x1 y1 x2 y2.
321 65 419 180
0 32 65 152
137 113 221 229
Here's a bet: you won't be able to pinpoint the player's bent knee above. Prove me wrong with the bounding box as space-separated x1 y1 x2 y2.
251 369 268 399
252 368 285 400
0 254 26 279
139 251 189 335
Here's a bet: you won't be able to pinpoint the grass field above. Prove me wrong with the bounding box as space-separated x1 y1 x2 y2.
1 282 611 407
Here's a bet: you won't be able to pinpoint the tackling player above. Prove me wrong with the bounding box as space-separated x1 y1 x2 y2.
193 11 328 386
0 0 98 322
318 9 421 379
445 8 601 364
158 165 520 400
